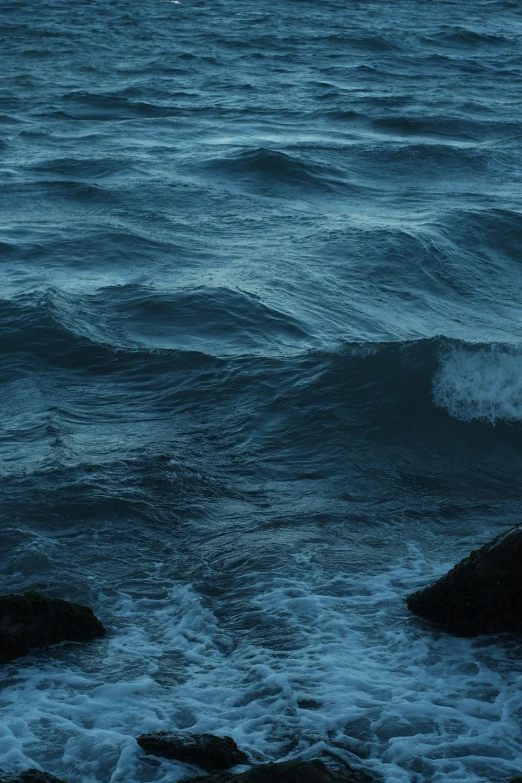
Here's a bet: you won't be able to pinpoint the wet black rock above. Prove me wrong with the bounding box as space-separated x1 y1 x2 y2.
407 524 522 636
0 591 106 663
0 770 67 783
137 732 249 772
192 759 374 783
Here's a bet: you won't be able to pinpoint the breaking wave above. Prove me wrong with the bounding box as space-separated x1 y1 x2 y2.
433 343 522 424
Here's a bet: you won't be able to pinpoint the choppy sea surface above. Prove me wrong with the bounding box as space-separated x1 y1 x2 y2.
1 0 522 780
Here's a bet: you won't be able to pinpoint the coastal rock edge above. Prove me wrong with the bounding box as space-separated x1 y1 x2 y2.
0 591 106 663
192 759 375 783
407 524 522 636
0 771 67 783
137 732 249 771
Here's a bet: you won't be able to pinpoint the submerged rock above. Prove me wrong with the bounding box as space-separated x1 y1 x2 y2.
0 771 67 783
137 732 249 772
192 759 374 783
407 524 522 636
0 591 106 663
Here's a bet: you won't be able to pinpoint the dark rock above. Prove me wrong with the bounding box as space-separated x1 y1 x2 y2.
192 759 374 783
407 524 522 636
137 732 249 772
0 591 106 664
0 770 67 783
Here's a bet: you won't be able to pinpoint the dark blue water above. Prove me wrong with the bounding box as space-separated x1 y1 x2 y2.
1 1 522 781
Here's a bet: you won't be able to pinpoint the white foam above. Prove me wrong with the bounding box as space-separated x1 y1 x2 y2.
1 556 522 782
433 343 522 423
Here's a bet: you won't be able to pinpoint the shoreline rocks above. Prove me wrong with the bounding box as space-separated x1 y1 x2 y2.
137 732 249 772
407 523 522 636
0 591 106 664
192 759 375 783
136 733 376 782
136 733 376 783
0 771 67 783
0 759 376 783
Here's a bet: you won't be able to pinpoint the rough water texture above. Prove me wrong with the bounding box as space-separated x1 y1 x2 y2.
1 0 522 781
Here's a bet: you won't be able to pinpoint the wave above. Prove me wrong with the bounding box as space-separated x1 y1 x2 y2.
30 156 133 180
0 114 23 125
332 338 522 426
370 115 478 141
7 179 109 201
2 289 521 427
433 343 522 424
319 108 521 144
239 337 522 438
311 32 401 51
52 285 315 357
432 27 518 47
0 286 317 368
58 91 175 121
431 207 522 260
198 147 355 195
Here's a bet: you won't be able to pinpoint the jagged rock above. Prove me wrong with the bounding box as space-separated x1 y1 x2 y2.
0 591 106 663
192 759 374 783
137 732 248 772
407 524 522 636
0 770 67 783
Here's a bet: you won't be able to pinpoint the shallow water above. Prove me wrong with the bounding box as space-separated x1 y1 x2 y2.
1 0 522 780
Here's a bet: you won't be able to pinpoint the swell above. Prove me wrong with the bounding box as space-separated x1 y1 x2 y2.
426 26 520 47
2 290 522 434
235 337 522 440
1 329 521 570
0 287 316 396
196 146 358 196
55 91 177 120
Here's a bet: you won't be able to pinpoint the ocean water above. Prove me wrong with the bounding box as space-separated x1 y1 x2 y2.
1 0 522 781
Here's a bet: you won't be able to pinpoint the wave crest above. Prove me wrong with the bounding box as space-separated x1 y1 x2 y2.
433 343 522 424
